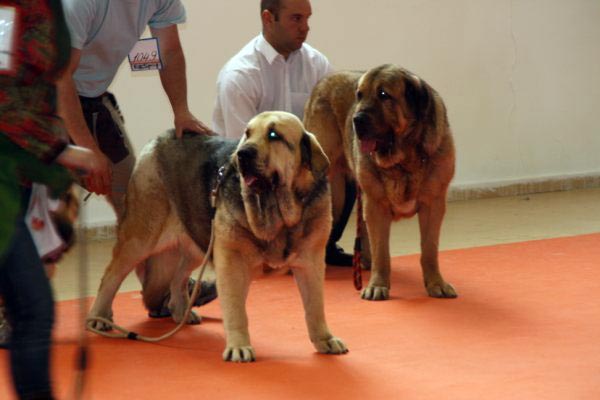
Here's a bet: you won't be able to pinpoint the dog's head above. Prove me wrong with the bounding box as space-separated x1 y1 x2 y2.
352 64 444 168
233 111 329 235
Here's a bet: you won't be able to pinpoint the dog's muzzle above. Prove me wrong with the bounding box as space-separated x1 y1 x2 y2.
353 112 372 137
237 146 258 172
353 112 393 154
236 146 279 192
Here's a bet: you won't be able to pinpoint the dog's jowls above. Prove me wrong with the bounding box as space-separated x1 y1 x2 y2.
87 111 348 362
304 64 457 301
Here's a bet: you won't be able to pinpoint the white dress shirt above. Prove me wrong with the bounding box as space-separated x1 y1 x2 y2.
212 34 334 139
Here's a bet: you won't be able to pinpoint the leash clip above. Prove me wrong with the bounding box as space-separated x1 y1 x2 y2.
210 166 226 217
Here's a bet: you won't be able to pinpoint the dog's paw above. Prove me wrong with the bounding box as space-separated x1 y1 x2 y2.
172 310 202 325
223 346 256 363
186 311 202 324
314 336 348 355
361 285 389 301
86 314 113 332
426 281 457 298
183 310 202 325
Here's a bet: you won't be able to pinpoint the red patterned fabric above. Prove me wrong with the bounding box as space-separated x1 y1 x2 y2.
0 0 71 162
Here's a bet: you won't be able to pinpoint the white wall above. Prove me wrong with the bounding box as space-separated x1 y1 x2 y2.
84 0 600 225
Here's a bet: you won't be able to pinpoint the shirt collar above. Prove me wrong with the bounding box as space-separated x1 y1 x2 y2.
256 34 301 64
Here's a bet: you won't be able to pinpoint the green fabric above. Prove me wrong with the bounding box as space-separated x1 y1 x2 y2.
0 135 73 257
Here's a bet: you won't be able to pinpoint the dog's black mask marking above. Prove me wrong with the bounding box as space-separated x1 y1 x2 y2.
236 145 278 193
353 112 395 154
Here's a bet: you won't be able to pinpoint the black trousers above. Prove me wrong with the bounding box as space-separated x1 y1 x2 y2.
327 179 357 248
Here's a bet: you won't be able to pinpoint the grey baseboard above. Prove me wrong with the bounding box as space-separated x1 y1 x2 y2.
83 224 117 242
82 173 600 241
448 173 600 202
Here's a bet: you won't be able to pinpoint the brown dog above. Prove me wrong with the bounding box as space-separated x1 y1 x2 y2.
87 111 348 362
304 64 457 300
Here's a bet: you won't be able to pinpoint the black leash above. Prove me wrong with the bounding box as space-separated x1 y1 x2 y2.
73 186 90 399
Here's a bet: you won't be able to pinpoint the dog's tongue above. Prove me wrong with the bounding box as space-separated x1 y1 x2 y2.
360 139 377 154
244 175 258 187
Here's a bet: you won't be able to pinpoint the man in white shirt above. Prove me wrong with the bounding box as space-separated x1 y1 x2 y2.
213 0 333 139
213 0 355 266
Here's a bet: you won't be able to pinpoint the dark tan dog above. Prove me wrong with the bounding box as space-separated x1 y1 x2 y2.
87 111 347 362
304 64 457 300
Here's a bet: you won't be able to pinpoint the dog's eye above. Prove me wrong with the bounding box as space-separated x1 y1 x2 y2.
378 89 392 101
356 91 363 100
268 129 281 141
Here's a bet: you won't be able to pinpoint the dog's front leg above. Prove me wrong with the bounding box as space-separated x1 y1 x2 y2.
292 262 348 355
361 194 393 300
418 196 457 298
214 247 255 362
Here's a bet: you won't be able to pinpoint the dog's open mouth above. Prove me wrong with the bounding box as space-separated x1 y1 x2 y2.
240 168 280 192
358 134 394 155
236 146 281 192
360 138 378 154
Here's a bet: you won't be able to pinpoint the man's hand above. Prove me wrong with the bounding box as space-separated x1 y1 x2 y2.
174 110 214 138
84 149 112 195
57 145 112 195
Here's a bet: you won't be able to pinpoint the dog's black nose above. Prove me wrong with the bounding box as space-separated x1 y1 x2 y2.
353 112 371 135
236 146 257 170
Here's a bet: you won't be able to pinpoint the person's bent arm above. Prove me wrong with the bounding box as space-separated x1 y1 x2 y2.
151 25 211 137
56 48 111 195
56 145 103 177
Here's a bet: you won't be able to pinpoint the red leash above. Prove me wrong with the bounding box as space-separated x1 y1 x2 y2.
352 187 363 290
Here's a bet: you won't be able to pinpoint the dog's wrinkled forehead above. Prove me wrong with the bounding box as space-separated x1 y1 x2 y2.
243 111 304 148
357 65 416 100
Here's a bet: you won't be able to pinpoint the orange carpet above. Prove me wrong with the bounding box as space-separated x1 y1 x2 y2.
2 233 600 399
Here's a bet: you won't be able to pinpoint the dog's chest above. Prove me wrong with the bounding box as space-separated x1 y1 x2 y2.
254 229 300 268
380 169 424 218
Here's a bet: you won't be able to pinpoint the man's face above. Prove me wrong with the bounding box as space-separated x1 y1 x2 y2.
267 0 312 57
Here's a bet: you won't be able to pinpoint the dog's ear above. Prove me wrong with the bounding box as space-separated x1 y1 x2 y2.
404 75 443 156
404 74 433 122
300 131 329 178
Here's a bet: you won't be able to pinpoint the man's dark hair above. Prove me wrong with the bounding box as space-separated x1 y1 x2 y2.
261 0 282 20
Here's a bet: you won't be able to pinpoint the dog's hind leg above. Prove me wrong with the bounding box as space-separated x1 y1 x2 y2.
141 253 177 312
88 153 170 330
87 232 160 331
292 261 347 355
165 235 205 325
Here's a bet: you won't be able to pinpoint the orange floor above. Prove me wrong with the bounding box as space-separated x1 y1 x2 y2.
2 233 600 399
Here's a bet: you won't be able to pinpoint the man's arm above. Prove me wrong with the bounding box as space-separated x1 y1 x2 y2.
150 25 211 137
56 48 112 195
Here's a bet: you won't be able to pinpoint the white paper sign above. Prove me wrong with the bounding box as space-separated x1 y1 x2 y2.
128 37 162 71
0 6 17 72
25 184 65 261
